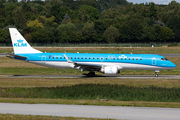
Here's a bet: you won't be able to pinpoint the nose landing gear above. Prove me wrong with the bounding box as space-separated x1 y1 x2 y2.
155 70 159 77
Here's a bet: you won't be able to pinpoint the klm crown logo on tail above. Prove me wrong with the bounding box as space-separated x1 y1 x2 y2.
14 39 27 47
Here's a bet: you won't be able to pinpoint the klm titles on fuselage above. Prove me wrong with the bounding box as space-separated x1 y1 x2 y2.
14 39 27 47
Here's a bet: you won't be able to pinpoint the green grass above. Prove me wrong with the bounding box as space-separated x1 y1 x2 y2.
0 113 112 120
0 78 180 88
1 84 180 102
0 78 180 108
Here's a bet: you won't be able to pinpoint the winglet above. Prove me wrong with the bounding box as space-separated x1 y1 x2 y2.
63 54 74 63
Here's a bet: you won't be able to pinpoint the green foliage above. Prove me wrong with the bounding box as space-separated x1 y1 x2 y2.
119 19 143 42
0 29 10 43
168 43 179 47
57 23 82 43
27 19 44 28
103 26 119 43
82 22 96 43
31 28 54 43
77 5 100 22
51 5 72 24
0 0 180 43
1 84 180 102
12 6 26 28
149 2 157 20
166 16 180 41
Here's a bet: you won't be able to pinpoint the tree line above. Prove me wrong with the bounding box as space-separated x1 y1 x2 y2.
0 0 179 44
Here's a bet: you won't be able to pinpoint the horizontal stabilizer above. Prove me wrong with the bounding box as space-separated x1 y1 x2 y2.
6 53 28 59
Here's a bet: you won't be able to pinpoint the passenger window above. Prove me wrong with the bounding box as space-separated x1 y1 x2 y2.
81 57 83 59
129 58 130 60
136 58 138 60
140 58 142 60
101 58 103 60
132 58 134 60
125 58 127 60
106 58 107 60
117 58 119 60
56 57 58 59
64 57 65 59
75 57 76 59
113 58 115 60
121 58 123 60
78 57 79 59
60 57 62 59
53 57 54 59
85 58 87 59
71 57 73 59
89 58 91 59
97 58 99 60
93 58 95 59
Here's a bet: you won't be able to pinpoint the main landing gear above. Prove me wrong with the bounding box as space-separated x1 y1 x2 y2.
87 71 95 77
155 70 160 77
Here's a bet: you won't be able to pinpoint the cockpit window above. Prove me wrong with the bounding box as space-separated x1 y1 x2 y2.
161 58 168 61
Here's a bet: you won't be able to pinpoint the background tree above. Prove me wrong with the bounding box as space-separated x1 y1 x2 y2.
57 23 81 43
166 16 180 41
82 22 96 43
12 6 26 28
119 19 143 42
77 5 100 22
103 26 119 43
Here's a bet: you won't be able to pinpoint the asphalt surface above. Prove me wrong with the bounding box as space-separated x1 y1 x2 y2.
0 53 7 57
0 75 179 79
0 103 180 120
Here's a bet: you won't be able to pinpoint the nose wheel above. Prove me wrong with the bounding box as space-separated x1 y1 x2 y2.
155 73 158 77
155 70 159 77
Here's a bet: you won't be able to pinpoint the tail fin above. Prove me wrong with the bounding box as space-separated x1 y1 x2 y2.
9 28 42 54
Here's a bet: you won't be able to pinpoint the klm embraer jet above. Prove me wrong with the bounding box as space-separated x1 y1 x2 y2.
7 28 176 77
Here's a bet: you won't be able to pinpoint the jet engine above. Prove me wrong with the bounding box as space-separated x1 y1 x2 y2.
101 66 120 75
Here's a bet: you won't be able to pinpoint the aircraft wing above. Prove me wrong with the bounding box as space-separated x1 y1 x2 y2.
63 54 102 70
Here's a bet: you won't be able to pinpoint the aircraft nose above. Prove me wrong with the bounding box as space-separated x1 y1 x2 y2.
171 63 176 68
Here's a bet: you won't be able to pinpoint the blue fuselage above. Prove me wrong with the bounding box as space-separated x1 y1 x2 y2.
14 53 176 71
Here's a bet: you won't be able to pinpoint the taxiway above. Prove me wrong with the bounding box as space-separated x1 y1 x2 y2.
0 103 180 120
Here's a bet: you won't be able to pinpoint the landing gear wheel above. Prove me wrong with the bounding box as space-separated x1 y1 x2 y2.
88 72 95 77
155 70 159 77
155 72 158 77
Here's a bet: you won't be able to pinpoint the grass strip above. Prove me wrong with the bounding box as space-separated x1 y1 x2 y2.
0 98 180 108
0 113 112 120
0 78 180 88
1 84 180 102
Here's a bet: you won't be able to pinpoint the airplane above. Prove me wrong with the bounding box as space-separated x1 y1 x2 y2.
7 28 176 77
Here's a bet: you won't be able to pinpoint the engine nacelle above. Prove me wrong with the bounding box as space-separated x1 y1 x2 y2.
101 66 119 75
